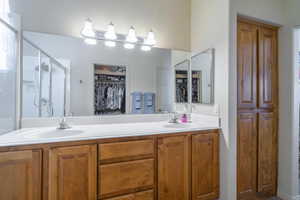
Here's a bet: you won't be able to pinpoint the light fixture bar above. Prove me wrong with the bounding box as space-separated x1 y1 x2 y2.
80 19 156 51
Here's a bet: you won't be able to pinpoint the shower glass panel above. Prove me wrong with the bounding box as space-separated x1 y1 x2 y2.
22 39 40 117
0 17 18 134
51 63 65 117
22 38 67 117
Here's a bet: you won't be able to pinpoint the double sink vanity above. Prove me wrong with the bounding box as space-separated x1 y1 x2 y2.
0 116 220 200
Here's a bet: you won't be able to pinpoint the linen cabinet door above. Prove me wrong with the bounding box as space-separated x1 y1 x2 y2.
0 150 42 200
191 132 219 200
48 145 97 200
257 112 277 196
158 135 190 200
237 21 258 109
258 27 277 109
237 112 258 199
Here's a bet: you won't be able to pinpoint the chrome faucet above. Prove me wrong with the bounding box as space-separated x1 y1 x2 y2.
57 117 71 130
169 112 179 124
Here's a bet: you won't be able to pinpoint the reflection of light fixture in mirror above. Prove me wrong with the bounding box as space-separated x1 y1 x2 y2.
81 19 97 45
144 30 156 46
84 38 97 45
104 22 117 40
126 26 138 43
105 41 116 47
141 45 151 51
124 43 135 49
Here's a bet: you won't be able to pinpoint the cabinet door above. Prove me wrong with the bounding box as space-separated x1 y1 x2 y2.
48 145 97 200
237 112 258 199
0 150 42 200
158 135 190 200
237 21 258 109
258 27 277 109
191 133 219 200
257 112 277 195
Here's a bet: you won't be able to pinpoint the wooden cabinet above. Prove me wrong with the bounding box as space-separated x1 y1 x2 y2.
99 159 154 198
237 112 258 199
191 133 219 200
48 145 97 200
0 150 42 200
237 21 258 109
158 135 190 200
105 190 154 200
257 112 277 195
0 130 220 200
237 18 278 199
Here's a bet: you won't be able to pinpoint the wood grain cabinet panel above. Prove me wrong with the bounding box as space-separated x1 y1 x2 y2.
158 135 189 200
237 112 258 199
99 139 154 163
258 27 277 109
0 150 42 200
192 133 219 200
48 145 97 200
105 190 154 200
257 112 277 195
237 22 258 109
99 159 154 198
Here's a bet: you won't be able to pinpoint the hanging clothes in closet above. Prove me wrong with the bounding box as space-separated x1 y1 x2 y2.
94 65 126 115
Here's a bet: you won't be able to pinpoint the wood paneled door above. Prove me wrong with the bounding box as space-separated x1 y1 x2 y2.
237 21 258 109
48 145 97 200
237 112 258 199
258 28 278 109
157 135 190 200
0 150 42 200
237 17 278 200
191 133 219 200
257 112 277 195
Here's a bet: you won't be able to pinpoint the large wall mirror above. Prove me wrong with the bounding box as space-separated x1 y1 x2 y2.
21 31 193 117
21 33 214 118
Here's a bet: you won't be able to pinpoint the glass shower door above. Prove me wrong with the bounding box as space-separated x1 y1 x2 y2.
0 16 18 134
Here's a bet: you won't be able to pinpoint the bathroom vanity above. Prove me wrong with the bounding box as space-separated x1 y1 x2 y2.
0 122 220 200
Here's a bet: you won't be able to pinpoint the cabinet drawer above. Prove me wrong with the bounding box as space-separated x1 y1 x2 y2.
99 159 154 198
99 139 154 163
105 190 154 200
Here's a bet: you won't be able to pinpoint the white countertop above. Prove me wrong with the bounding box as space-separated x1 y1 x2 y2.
0 120 219 147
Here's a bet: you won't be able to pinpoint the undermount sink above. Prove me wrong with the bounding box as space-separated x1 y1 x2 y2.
23 129 84 139
164 123 191 128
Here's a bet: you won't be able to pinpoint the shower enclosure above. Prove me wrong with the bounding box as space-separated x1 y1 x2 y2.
22 38 68 118
0 12 20 134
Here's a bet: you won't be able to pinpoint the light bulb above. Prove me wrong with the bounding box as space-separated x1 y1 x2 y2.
84 38 97 45
105 41 116 47
81 18 96 38
144 30 156 45
141 45 151 51
124 43 135 49
126 26 138 43
104 22 117 40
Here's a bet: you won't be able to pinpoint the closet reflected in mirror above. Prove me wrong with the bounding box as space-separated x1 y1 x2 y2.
21 31 191 117
191 48 214 104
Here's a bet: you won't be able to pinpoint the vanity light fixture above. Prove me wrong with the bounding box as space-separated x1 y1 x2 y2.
81 19 97 45
80 18 156 51
104 22 117 47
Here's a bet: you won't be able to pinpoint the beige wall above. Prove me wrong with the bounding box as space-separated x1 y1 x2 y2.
191 0 231 199
13 0 191 50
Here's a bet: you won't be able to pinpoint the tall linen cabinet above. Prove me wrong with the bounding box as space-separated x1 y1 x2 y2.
237 18 278 200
